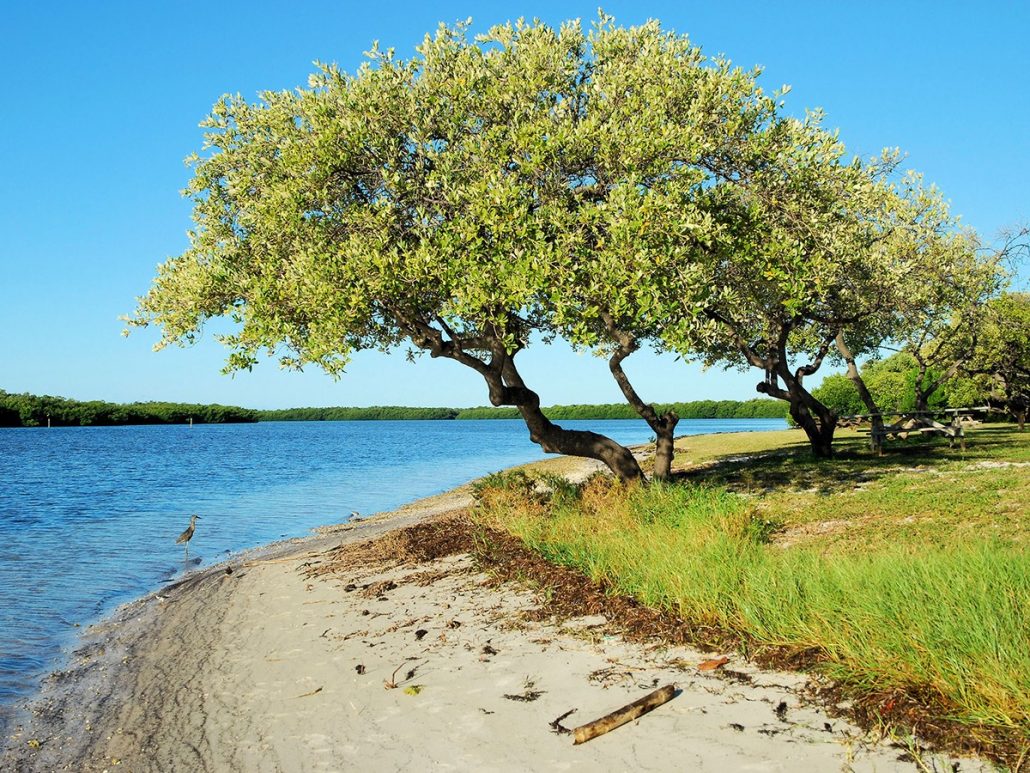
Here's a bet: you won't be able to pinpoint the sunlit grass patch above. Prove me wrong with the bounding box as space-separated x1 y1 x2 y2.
474 425 1030 754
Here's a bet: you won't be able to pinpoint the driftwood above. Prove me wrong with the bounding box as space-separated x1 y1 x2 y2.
572 684 677 745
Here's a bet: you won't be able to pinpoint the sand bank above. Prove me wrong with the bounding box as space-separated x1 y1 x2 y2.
2 468 986 771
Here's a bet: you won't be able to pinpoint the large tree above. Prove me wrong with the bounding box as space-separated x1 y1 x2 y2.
128 18 776 482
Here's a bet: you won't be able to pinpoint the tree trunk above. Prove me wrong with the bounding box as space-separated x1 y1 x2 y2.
836 333 884 455
757 368 837 458
788 398 836 458
516 402 644 482
651 413 679 481
606 325 679 481
410 318 645 483
495 352 645 484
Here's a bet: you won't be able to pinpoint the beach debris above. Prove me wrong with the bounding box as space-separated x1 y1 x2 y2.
504 690 544 702
384 661 419 689
549 708 578 735
571 684 677 745
504 676 544 702
447 619 461 629
27 738 41 749
774 701 788 722
361 579 397 598
294 686 323 698
588 665 635 688
355 664 366 675
730 723 745 732
415 629 429 640
403 685 423 696
698 656 730 672
482 644 499 655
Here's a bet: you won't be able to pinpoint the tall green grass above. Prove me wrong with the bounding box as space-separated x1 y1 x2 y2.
476 478 1030 736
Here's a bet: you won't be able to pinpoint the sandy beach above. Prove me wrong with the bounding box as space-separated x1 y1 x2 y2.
2 467 988 772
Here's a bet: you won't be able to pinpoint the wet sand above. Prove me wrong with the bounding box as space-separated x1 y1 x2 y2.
1 463 987 771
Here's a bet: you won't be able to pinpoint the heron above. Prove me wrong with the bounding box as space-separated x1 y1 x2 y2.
176 514 200 557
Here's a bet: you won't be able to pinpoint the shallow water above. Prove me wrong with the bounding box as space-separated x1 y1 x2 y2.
0 417 785 729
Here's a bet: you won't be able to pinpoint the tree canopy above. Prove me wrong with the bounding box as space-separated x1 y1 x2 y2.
130 15 1003 474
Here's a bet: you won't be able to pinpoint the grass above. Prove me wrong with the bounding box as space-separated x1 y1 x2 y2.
473 425 1030 761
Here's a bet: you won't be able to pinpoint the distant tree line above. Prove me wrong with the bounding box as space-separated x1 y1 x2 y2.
455 399 787 421
0 391 788 427
0 390 259 427
258 406 459 421
260 399 786 422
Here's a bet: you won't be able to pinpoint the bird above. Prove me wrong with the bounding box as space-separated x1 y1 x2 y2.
176 514 200 557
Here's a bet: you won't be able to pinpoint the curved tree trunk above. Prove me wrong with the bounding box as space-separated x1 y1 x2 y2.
758 367 837 458
606 333 679 481
786 395 836 457
495 350 645 483
406 315 645 484
515 402 645 482
836 333 884 455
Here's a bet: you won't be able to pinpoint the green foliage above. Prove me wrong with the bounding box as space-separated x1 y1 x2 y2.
0 390 257 427
809 374 864 417
812 352 987 417
124 12 993 464
471 469 536 500
965 292 1030 420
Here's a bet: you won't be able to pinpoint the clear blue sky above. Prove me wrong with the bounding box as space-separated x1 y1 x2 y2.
1 1 1027 409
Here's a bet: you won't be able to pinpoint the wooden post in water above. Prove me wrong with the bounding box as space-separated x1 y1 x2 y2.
189 416 193 428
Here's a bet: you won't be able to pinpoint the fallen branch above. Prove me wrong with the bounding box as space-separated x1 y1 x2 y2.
572 684 677 745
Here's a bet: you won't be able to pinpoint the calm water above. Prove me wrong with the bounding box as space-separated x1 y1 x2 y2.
0 417 785 728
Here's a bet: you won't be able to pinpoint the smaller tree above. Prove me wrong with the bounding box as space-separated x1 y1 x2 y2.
964 292 1030 429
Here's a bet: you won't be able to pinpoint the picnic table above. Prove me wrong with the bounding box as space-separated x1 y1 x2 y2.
845 407 989 452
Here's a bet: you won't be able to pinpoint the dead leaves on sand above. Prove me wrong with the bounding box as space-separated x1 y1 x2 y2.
697 656 730 672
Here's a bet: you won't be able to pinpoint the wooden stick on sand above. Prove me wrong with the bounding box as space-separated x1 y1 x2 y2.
572 684 678 745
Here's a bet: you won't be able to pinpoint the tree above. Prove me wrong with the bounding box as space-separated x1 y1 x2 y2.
667 118 965 457
131 21 637 479
964 292 1030 429
127 18 777 482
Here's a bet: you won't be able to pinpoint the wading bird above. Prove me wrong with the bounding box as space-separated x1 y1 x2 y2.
176 514 200 557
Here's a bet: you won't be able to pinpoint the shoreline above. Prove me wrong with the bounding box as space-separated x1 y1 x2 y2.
0 478 486 771
0 440 990 771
